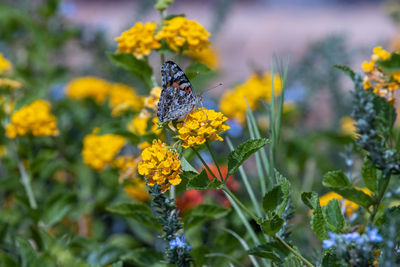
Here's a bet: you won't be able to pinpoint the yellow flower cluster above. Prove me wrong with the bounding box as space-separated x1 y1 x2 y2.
184 46 219 69
156 17 211 53
0 78 21 90
319 189 372 218
177 108 230 148
124 180 149 202
66 77 111 104
82 131 126 171
115 22 161 59
144 87 161 111
127 115 161 136
6 99 59 138
361 46 399 103
0 53 11 74
138 139 182 192
219 72 282 123
340 116 357 138
109 83 143 116
112 155 140 183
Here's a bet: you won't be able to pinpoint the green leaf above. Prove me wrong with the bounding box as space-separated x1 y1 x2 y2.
106 203 161 230
185 169 210 190
16 237 37 267
373 95 397 132
185 62 213 81
111 261 123 267
362 163 377 192
263 185 283 214
301 191 319 210
311 200 328 240
183 204 230 229
247 241 290 262
121 248 164 267
0 250 18 267
154 0 174 11
333 65 355 81
108 53 153 89
376 52 400 73
258 212 284 236
275 171 291 216
41 192 77 227
322 249 345 267
323 199 345 233
227 138 270 175
322 170 373 209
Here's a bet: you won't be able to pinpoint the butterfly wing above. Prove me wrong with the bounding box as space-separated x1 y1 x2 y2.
157 61 198 122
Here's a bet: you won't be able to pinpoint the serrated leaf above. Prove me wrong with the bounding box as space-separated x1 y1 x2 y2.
106 203 161 230
108 53 153 89
247 241 290 262
263 185 283 214
227 138 270 176
185 62 213 81
334 65 355 81
301 191 319 210
323 199 345 233
362 163 377 192
323 170 373 209
311 201 328 240
373 95 397 133
185 169 209 190
376 52 400 73
275 171 291 216
258 213 284 236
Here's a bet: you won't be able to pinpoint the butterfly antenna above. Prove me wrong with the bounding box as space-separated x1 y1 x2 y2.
203 83 223 93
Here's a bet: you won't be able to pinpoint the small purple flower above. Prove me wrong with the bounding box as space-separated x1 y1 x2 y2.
322 233 337 249
367 227 383 242
169 234 191 250
344 232 360 243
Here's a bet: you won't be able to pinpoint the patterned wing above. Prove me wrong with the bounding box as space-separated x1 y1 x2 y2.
157 61 199 122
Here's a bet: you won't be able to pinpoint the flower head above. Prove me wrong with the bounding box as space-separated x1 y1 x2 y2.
124 180 149 202
0 78 21 90
0 53 11 74
219 72 282 124
138 139 182 192
66 77 111 104
367 227 383 243
156 17 211 53
82 131 126 171
115 22 161 59
177 108 230 148
176 189 204 213
169 234 190 250
6 99 59 138
109 83 143 116
127 114 161 136
112 155 140 182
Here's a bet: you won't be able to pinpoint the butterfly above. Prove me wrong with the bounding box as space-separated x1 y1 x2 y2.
157 61 202 123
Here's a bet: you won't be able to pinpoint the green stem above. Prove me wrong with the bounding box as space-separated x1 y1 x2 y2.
275 236 315 267
17 160 37 209
191 146 218 181
223 185 258 222
205 141 224 181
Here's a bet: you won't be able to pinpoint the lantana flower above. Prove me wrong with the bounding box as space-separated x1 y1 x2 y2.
6 99 59 138
219 72 282 124
124 180 150 202
109 83 143 116
138 139 182 192
112 155 140 182
82 129 126 171
115 22 161 59
156 17 211 53
0 53 11 74
66 76 111 104
177 108 230 148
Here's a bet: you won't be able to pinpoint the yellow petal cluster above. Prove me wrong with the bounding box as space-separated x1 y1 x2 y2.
6 99 59 138
0 53 11 74
219 72 282 123
112 155 140 183
124 180 149 202
66 77 111 104
177 108 230 148
0 78 21 90
138 139 182 192
361 46 399 103
82 132 126 171
340 116 357 138
109 83 143 116
156 17 211 53
115 22 161 59
184 46 219 69
143 86 161 112
127 115 161 136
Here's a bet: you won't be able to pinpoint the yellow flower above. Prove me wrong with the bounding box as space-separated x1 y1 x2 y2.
109 83 143 116
184 46 219 69
124 180 149 202
156 17 211 53
219 72 282 124
177 108 230 148
144 86 162 110
112 155 140 183
0 53 11 74
127 115 161 136
340 116 357 137
318 188 372 218
138 139 182 192
115 22 161 59
361 60 375 73
0 78 21 90
66 77 111 104
372 46 391 61
82 132 126 171
6 99 59 138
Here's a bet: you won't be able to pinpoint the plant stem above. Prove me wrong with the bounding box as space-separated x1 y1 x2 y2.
205 141 224 181
17 160 37 209
223 185 258 222
275 236 315 267
191 146 218 181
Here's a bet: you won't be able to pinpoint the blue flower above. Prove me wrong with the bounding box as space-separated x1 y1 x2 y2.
367 227 383 242
169 234 191 250
322 233 337 249
343 232 360 243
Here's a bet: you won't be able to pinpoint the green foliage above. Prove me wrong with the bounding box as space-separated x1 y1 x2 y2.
376 52 400 73
227 138 270 176
323 199 345 233
362 162 377 192
333 65 355 81
302 191 328 240
248 241 290 262
183 204 230 229
185 62 214 81
258 212 284 236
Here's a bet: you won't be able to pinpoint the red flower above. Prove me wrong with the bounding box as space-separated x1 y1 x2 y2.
176 189 204 214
